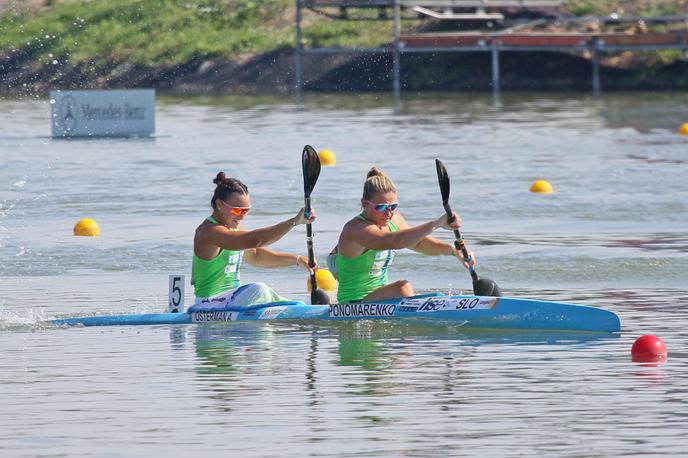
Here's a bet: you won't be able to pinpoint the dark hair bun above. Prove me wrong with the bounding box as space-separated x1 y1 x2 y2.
213 171 227 186
209 172 249 209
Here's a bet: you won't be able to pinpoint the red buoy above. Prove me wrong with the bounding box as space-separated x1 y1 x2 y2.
631 335 667 363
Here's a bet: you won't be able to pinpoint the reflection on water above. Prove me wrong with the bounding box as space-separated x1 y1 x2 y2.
186 318 622 405
133 301 683 458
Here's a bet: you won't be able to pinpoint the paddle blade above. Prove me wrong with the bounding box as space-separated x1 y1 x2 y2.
302 145 321 197
435 159 450 205
473 277 502 297
311 287 331 305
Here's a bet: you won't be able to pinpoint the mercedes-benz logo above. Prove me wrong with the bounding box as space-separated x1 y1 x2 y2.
58 95 78 132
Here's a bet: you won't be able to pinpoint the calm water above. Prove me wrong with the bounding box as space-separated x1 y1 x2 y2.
1 92 687 457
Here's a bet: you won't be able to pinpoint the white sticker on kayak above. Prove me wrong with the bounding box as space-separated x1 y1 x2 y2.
418 297 499 312
191 311 239 322
258 306 288 320
399 298 426 307
396 298 427 313
329 303 397 318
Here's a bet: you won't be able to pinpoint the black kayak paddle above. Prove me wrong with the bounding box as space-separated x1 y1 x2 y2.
302 145 330 305
435 159 502 297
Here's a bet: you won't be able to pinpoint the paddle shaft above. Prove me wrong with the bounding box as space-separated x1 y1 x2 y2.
304 196 317 287
443 202 479 283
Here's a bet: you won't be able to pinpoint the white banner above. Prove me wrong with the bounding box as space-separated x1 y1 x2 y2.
50 89 155 137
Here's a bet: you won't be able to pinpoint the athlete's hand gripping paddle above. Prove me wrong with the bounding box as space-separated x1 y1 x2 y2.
302 145 330 305
435 159 502 297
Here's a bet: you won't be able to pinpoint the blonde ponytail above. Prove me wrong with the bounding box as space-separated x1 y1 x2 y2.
362 167 396 200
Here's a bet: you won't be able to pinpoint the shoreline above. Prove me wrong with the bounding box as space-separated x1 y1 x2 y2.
3 49 688 97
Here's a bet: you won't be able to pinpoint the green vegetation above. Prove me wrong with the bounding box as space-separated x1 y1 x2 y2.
564 1 605 15
0 0 393 67
0 0 292 66
564 0 687 16
301 16 393 49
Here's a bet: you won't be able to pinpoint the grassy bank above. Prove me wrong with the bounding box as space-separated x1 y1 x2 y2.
0 0 393 67
565 0 687 16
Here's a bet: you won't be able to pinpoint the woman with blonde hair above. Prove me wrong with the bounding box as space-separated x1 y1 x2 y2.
331 167 475 304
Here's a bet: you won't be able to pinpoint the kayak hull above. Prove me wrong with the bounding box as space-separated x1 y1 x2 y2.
51 294 621 333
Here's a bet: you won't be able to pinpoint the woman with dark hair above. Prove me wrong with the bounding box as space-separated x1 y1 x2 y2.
192 171 316 307
331 167 475 304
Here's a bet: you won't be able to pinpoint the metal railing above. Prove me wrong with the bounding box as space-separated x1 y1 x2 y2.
302 1 565 6
294 0 688 95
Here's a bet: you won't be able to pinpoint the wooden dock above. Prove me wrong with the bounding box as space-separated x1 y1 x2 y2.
400 32 688 49
302 1 565 8
294 0 688 93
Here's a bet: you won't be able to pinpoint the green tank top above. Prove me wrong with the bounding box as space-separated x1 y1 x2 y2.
336 214 398 303
191 216 243 298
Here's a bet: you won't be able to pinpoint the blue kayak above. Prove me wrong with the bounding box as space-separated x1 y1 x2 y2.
51 293 621 333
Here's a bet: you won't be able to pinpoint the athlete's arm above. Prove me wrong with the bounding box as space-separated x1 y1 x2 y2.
393 213 452 255
397 213 475 268
244 247 314 271
200 208 314 251
341 212 458 254
411 235 454 256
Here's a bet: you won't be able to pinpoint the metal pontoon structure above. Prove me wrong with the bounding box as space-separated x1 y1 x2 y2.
294 1 688 93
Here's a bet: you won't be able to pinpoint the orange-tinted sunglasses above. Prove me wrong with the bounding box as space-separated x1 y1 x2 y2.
219 200 251 217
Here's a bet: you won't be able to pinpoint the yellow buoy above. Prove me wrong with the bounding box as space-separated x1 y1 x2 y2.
678 123 688 136
530 179 553 194
73 218 100 237
318 149 337 166
308 269 338 292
